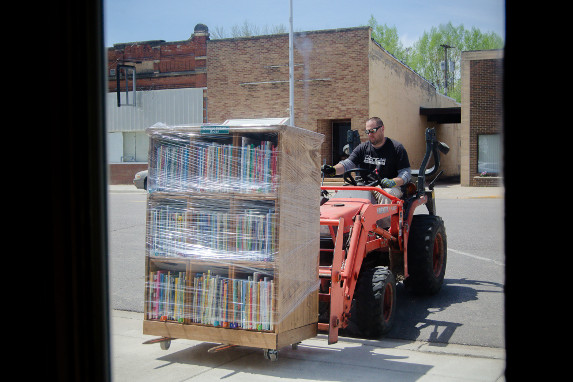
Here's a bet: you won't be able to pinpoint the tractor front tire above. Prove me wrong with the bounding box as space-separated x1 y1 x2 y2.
405 215 447 295
348 266 396 338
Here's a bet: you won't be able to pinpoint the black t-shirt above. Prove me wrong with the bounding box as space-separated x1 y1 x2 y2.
343 138 410 183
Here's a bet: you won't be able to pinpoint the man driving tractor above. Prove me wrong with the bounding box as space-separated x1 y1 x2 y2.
321 116 412 208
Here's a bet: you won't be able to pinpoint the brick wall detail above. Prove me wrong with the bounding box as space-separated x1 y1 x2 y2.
207 28 371 160
107 33 208 91
468 55 503 187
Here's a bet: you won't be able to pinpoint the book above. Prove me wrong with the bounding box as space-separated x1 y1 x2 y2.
149 203 276 261
158 271 274 331
150 138 277 194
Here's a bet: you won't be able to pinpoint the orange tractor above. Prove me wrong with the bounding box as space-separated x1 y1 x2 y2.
318 127 450 344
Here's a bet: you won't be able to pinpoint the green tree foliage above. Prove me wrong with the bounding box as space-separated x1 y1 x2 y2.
368 15 410 63
211 20 288 39
405 22 503 101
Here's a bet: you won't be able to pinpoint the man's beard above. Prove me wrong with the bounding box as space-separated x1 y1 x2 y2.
369 134 385 147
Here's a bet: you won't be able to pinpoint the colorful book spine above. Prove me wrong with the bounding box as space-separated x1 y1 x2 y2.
149 205 276 261
148 204 188 257
151 139 278 194
146 270 188 321
169 271 274 331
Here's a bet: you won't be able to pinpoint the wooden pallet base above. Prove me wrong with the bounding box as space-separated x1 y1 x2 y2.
143 320 317 350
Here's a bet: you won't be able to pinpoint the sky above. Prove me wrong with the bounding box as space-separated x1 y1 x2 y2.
104 0 505 48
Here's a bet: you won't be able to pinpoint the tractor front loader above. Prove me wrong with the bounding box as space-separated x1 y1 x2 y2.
318 127 450 344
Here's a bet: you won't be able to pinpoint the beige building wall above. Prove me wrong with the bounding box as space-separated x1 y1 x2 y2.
435 122 460 178
368 40 460 173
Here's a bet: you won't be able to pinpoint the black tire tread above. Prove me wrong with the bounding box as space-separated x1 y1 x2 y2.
405 214 447 295
347 266 396 338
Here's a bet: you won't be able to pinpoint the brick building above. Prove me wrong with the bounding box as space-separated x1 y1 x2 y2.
107 23 209 92
207 27 461 174
106 24 209 184
106 25 483 184
461 49 504 186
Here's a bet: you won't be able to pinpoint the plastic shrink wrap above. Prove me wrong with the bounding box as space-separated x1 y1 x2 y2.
143 122 324 335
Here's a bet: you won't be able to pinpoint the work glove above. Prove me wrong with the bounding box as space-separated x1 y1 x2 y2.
380 178 397 188
321 164 336 177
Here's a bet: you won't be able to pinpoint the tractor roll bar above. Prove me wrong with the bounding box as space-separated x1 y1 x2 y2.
410 128 449 195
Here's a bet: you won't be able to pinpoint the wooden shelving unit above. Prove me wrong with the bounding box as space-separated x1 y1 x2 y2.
142 123 324 354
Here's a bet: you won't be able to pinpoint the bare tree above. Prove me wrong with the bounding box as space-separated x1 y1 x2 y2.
211 20 289 39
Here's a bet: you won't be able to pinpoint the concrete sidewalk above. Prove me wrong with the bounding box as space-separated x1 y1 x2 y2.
432 183 504 200
111 310 505 382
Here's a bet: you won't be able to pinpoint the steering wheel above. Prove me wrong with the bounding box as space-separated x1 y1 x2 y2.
343 168 381 187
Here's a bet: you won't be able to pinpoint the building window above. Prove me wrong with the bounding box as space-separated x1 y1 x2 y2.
478 134 501 175
116 64 137 107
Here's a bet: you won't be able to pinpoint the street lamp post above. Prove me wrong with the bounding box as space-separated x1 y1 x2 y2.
289 0 294 126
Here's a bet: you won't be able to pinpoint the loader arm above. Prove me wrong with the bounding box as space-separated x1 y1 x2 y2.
319 186 404 344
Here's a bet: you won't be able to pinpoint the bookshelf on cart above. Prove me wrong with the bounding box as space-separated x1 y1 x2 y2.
142 122 324 357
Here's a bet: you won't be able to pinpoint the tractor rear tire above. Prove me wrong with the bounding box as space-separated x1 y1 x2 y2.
405 214 447 295
348 266 396 338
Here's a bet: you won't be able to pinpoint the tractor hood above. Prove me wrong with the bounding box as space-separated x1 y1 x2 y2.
320 198 371 223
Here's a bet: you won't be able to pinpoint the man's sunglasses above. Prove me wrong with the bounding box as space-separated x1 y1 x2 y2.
365 126 382 135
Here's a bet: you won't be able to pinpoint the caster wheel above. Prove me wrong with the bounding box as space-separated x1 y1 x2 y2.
291 342 300 350
263 348 278 361
160 339 171 350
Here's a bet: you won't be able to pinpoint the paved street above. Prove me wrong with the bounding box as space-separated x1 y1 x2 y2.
107 183 507 381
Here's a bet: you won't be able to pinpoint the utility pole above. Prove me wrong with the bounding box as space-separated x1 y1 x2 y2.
440 44 453 96
289 0 294 126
